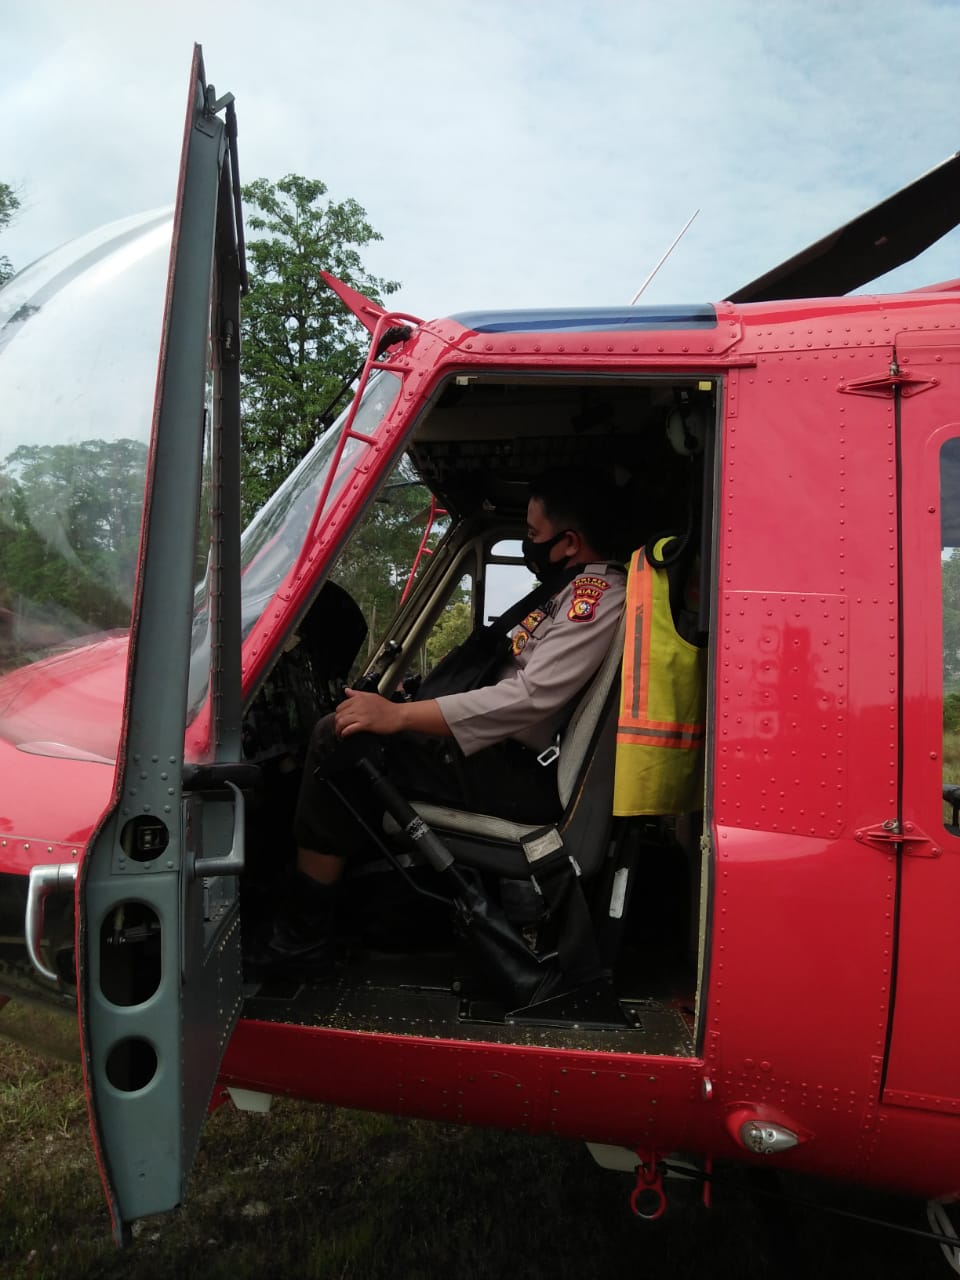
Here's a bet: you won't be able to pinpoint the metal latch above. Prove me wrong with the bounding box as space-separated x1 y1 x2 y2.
855 820 941 858
838 366 938 399
185 780 246 880
25 862 78 982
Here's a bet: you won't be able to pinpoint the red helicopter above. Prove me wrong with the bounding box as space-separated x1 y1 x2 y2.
3 45 960 1252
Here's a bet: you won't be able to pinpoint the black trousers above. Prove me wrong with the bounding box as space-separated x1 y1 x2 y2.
293 715 561 858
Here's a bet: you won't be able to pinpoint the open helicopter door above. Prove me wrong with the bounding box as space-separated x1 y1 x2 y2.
75 47 247 1242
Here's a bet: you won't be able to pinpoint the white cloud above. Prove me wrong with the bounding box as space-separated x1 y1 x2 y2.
2 0 959 318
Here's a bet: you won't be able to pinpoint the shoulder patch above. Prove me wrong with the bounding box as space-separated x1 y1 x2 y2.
511 629 530 656
567 577 607 623
573 574 611 592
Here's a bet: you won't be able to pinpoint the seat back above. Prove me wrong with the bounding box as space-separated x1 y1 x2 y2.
405 608 625 879
557 608 625 807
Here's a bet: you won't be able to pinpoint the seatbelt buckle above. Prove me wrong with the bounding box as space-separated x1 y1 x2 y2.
537 742 560 767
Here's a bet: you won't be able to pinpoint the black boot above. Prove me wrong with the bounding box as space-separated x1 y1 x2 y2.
244 871 338 982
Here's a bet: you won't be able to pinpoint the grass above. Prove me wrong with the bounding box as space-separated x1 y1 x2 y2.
944 730 960 823
0 1001 956 1280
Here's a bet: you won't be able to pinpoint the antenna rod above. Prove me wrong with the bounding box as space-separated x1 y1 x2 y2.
630 209 700 304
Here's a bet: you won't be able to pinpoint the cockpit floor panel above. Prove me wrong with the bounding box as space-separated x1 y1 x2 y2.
242 949 696 1057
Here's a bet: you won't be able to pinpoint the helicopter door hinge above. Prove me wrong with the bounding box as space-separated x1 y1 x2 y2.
838 368 937 399
855 820 941 857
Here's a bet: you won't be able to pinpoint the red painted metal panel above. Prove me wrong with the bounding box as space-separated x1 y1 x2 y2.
0 636 127 767
883 333 960 1110
870 1104 960 1200
0 741 112 872
705 347 900 1183
716 591 848 837
220 1021 707 1151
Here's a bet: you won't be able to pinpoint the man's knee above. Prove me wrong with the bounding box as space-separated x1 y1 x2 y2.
308 713 338 758
296 720 388 857
309 718 385 781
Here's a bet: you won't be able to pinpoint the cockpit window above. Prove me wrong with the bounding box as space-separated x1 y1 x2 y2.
0 215 171 761
182 369 403 722
942 438 960 830
0 212 171 678
234 369 402 640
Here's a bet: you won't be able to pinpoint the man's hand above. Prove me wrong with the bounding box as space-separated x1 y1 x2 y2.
335 688 404 738
334 688 453 740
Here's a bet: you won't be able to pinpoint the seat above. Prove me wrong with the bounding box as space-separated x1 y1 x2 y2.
374 609 627 997
390 608 626 882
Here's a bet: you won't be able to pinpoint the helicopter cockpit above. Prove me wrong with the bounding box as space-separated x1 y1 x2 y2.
239 362 715 1049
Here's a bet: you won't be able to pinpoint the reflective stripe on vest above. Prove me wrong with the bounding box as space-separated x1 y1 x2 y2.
613 537 706 816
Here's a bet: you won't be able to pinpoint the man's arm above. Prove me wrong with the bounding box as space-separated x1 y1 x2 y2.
334 687 451 739
438 574 625 755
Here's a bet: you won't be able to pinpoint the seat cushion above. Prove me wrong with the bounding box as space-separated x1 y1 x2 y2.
405 802 540 843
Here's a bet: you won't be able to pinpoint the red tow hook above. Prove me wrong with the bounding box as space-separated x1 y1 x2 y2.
629 1150 667 1220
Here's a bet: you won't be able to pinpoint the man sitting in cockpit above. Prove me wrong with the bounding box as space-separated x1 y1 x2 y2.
255 466 629 978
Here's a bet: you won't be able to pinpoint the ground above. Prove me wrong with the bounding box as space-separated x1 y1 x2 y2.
0 1002 955 1280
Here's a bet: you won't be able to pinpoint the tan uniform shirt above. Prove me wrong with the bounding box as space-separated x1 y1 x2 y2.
437 563 626 757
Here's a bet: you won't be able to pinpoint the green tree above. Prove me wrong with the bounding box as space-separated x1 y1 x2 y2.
0 439 147 664
0 182 20 286
424 599 473 670
239 174 398 523
944 547 960 691
330 467 437 662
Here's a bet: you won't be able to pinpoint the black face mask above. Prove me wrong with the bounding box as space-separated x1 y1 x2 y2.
521 529 570 582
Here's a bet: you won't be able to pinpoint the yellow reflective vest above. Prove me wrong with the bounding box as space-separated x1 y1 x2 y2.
613 537 706 816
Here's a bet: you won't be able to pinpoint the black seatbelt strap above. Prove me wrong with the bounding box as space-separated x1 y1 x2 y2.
486 563 582 637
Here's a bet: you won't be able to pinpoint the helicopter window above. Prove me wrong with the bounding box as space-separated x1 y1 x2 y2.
405 537 531 678
483 539 531 622
236 369 403 643
0 215 170 682
941 438 960 831
0 216 174 760
417 572 475 678
327 453 440 678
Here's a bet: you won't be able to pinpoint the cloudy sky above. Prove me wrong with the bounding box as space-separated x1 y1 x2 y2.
3 0 960 320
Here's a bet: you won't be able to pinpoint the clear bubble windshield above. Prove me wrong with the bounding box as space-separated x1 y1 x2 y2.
0 211 172 673
0 212 172 755
0 210 403 758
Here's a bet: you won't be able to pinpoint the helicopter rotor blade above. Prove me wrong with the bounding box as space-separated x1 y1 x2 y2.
728 150 960 304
